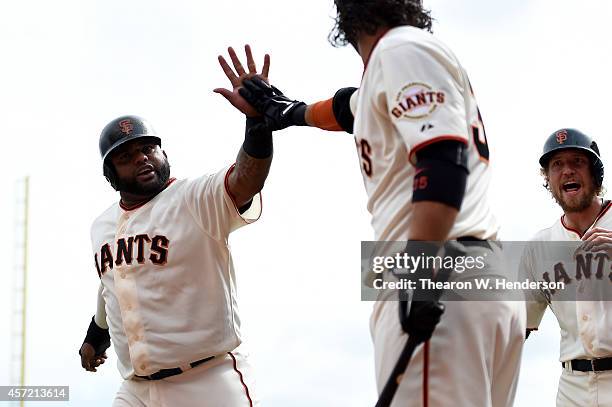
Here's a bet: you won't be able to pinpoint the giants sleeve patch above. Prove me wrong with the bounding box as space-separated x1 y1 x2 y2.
391 82 446 120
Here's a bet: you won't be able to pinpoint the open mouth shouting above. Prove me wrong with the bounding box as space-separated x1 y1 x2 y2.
561 181 581 196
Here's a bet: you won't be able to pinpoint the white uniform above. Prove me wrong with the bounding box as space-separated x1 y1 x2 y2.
522 201 612 407
90 167 261 407
353 26 525 406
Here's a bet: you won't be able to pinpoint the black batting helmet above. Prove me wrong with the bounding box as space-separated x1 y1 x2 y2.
539 128 604 187
99 115 161 190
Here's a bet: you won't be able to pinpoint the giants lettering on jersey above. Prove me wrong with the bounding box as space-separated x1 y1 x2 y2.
391 82 445 120
94 234 169 277
538 252 611 296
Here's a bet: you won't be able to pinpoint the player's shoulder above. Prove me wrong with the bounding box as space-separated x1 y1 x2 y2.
181 169 225 190
376 25 457 62
176 167 232 200
598 199 612 224
528 218 563 241
90 202 120 233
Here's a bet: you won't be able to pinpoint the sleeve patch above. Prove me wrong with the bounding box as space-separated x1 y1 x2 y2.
391 82 446 120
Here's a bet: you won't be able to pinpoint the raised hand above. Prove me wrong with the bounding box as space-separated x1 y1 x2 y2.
239 77 307 131
214 45 270 117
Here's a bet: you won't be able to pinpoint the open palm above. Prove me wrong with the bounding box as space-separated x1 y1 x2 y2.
214 44 270 117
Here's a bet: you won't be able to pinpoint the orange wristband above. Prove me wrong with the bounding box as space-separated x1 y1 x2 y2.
309 98 342 131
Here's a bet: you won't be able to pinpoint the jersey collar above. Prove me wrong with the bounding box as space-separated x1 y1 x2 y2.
560 199 611 237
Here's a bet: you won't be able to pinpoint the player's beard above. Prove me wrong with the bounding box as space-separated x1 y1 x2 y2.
115 159 171 196
551 181 596 213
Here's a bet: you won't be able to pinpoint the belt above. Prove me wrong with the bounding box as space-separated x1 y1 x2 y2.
135 355 215 380
562 357 612 372
457 236 499 249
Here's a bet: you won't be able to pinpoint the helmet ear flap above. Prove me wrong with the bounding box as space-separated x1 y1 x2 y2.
592 159 605 188
103 162 120 191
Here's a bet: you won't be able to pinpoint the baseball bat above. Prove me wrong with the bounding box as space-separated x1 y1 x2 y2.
374 335 422 407
374 241 466 407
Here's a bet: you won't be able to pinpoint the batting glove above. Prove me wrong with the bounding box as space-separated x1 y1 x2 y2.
239 77 306 131
400 300 445 343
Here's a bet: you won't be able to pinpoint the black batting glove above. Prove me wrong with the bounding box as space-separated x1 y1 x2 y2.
400 300 445 343
239 77 306 131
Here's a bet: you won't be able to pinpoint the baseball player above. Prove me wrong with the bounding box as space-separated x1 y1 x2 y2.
220 1 526 406
78 47 272 407
522 128 612 406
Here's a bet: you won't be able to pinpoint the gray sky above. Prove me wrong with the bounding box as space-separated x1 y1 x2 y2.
0 0 610 405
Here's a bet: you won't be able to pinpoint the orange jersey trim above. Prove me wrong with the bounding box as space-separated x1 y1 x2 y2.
597 201 612 224
224 164 263 224
224 164 239 206
408 135 468 164
560 215 583 238
561 200 612 238
310 98 342 131
229 352 254 407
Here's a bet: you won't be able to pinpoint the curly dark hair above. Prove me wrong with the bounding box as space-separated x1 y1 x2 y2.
328 0 433 47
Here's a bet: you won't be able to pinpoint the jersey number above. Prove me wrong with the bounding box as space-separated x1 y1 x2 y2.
358 139 373 177
471 107 490 162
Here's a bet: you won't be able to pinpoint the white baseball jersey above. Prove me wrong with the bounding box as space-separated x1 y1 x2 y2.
90 166 261 380
522 200 612 362
355 26 524 407
352 25 498 242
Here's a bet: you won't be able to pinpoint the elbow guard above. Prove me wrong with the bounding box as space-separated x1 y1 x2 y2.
332 87 357 134
412 140 469 210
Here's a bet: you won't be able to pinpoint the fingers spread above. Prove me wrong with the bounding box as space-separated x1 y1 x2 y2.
213 88 233 100
218 56 239 87
262 54 270 79
245 44 257 74
228 47 246 77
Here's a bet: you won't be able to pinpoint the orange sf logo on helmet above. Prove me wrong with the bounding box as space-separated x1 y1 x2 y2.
119 119 134 135
555 130 568 144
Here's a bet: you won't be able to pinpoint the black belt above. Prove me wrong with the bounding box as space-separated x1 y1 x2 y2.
136 355 215 380
457 236 499 249
563 357 612 372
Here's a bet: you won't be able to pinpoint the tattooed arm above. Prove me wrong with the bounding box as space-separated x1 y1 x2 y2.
226 120 273 209
214 44 273 209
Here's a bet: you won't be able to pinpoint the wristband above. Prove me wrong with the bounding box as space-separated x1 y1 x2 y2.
242 117 273 159
81 316 111 356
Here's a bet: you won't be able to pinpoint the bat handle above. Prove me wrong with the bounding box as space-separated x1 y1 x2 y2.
374 336 422 407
